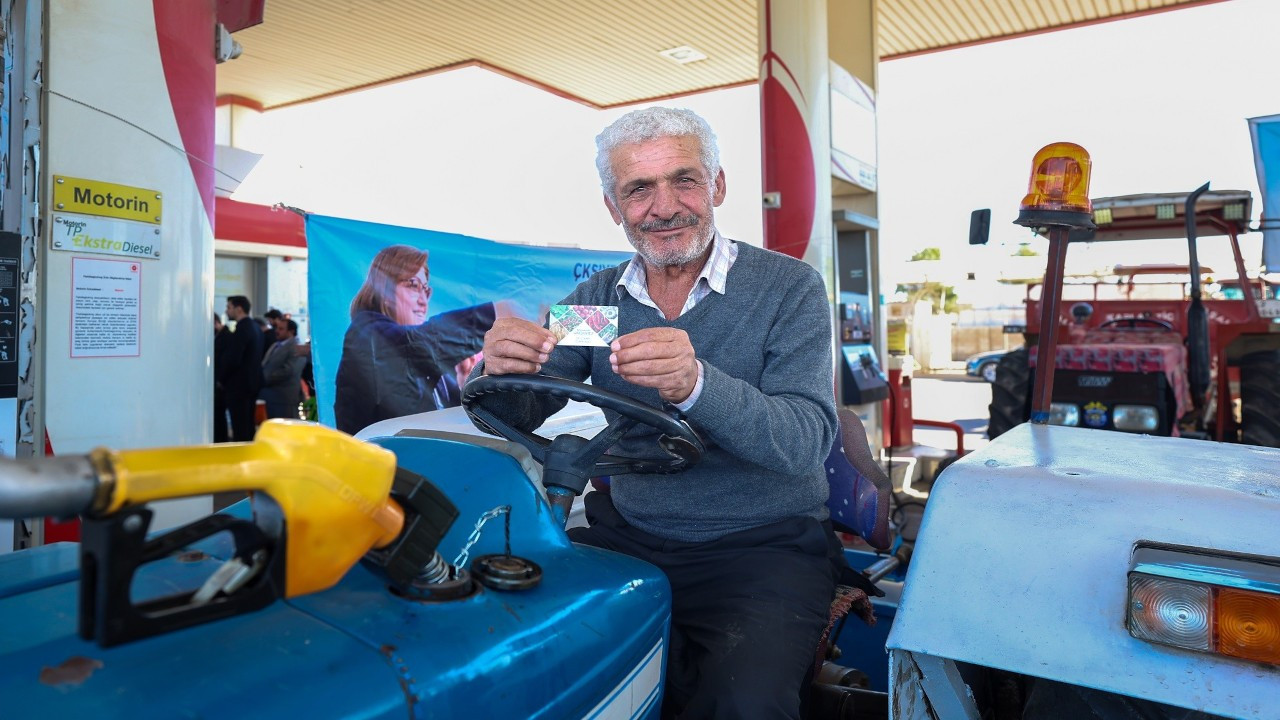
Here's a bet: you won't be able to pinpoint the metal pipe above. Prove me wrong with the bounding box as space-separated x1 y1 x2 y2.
861 556 900 584
1185 182 1210 301
1030 226 1071 423
1185 183 1212 407
0 455 99 519
912 419 965 455
863 543 914 584
1226 227 1261 322
545 486 575 528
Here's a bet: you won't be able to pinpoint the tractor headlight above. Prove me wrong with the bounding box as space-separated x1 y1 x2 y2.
1128 545 1280 666
1048 403 1079 426
1113 405 1159 432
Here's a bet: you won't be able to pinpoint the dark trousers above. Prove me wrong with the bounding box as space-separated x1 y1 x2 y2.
227 393 257 442
213 389 229 443
569 493 836 720
264 402 296 420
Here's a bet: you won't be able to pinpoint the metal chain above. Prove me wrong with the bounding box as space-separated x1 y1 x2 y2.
452 505 511 568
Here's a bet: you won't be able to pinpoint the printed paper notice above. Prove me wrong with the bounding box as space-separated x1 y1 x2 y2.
72 257 140 358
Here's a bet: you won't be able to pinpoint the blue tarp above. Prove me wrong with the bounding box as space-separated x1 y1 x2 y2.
306 214 630 429
1248 114 1280 271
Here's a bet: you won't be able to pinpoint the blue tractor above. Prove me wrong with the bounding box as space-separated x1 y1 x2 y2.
0 375 901 718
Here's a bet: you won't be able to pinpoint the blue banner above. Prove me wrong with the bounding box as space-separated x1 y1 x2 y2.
307 214 630 431
1249 114 1280 271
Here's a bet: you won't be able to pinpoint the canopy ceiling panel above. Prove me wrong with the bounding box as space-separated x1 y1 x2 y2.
215 0 1227 110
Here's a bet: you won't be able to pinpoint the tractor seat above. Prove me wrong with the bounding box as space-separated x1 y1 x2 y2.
824 409 893 552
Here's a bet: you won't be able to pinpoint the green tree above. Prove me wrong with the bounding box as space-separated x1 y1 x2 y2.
1012 243 1039 257
910 247 942 261
895 281 960 315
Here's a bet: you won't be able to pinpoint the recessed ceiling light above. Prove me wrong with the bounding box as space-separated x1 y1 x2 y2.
658 46 708 64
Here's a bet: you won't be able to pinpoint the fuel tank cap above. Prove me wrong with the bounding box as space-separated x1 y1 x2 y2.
471 554 542 591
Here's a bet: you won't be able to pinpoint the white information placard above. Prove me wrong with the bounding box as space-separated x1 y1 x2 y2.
52 212 161 259
71 257 141 358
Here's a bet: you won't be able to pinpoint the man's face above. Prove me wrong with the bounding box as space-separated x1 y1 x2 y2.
272 317 288 336
224 301 239 321
605 135 726 268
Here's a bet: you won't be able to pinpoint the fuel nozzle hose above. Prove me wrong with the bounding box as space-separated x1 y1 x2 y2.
0 421 409 601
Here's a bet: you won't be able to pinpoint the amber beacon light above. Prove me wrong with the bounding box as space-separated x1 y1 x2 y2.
1016 142 1096 425
1015 142 1096 229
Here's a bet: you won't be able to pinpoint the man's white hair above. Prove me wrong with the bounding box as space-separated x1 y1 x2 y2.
595 107 721 203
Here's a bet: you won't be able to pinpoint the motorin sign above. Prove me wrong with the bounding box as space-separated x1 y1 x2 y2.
50 176 162 260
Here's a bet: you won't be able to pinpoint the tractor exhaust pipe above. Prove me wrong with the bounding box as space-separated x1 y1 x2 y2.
1186 182 1211 407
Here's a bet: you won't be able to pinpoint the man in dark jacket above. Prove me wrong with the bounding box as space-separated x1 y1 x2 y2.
221 295 264 441
213 312 232 442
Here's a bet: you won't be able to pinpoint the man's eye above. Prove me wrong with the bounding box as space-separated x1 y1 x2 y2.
675 177 699 188
628 186 650 197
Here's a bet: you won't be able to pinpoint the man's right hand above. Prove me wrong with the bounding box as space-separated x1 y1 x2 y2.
482 318 557 375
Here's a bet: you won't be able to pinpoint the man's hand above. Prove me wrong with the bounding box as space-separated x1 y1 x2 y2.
482 318 557 375
610 328 699 404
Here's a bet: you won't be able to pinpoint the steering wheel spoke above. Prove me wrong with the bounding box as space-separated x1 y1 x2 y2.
464 403 552 463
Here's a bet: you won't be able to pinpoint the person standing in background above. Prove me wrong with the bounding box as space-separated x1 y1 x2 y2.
213 312 232 443
261 308 282 358
221 295 264 441
260 318 307 419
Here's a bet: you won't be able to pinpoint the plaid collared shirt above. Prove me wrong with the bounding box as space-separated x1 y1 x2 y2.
615 231 738 318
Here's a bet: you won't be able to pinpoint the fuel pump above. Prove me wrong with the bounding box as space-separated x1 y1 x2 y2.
835 228 890 430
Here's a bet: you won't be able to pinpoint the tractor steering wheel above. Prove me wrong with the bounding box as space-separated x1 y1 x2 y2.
1098 317 1175 332
462 374 703 506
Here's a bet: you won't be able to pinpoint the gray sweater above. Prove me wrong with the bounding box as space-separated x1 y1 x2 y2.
473 241 838 542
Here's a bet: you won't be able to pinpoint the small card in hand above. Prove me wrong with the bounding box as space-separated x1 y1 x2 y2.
549 305 619 346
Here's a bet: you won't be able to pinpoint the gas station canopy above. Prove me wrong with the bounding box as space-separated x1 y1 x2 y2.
216 0 1227 110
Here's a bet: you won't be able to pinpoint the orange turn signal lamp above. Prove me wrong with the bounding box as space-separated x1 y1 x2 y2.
1015 142 1096 230
1128 545 1280 666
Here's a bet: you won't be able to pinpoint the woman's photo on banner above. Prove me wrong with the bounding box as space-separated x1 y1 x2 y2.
332 244 514 434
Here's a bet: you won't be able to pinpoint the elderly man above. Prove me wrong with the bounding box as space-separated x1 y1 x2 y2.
471 107 839 718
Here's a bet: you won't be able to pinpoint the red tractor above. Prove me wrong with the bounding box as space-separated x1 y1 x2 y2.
987 187 1280 447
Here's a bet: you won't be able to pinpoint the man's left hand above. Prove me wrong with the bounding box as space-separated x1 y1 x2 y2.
610 328 698 404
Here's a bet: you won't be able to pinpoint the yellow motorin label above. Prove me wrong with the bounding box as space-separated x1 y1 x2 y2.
53 175 161 224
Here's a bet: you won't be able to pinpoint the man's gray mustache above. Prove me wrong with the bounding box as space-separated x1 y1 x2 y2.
638 216 699 232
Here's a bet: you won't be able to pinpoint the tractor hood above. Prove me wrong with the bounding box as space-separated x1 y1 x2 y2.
887 424 1280 717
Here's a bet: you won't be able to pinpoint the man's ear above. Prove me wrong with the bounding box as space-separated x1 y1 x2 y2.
712 169 727 207
603 193 623 225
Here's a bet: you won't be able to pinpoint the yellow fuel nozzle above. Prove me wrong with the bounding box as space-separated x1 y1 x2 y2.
101 420 405 598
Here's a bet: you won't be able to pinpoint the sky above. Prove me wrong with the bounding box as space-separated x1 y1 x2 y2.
232 0 1279 299
876 0 1277 283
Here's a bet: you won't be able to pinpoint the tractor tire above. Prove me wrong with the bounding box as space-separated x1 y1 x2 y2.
1240 349 1280 448
987 346 1031 440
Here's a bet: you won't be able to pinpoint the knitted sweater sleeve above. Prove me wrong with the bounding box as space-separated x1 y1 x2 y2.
683 264 838 476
